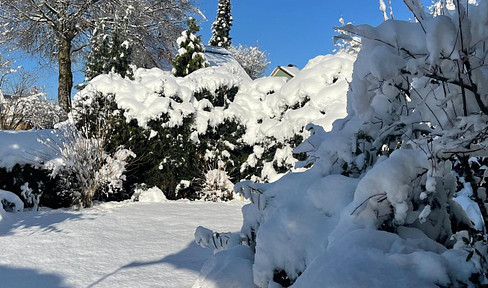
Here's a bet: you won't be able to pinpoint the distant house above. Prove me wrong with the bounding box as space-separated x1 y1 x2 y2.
270 64 300 80
204 45 251 81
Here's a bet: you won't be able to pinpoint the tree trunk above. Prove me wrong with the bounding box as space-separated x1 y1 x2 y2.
58 37 73 113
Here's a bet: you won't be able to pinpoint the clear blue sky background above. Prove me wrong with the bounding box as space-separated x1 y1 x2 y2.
13 0 429 100
196 0 416 71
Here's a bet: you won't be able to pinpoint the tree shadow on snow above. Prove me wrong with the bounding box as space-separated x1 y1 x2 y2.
87 241 212 288
0 265 71 288
0 209 87 236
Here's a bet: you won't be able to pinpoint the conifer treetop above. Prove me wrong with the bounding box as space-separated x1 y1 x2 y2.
172 18 209 77
209 0 232 48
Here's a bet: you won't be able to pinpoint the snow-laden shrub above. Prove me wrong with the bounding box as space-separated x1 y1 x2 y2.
0 93 66 130
0 164 67 209
0 189 24 213
76 52 353 201
200 159 234 201
20 182 41 211
41 123 135 208
194 1 488 287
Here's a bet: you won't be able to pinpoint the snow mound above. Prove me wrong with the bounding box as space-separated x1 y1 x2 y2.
0 130 55 170
0 189 24 213
192 245 256 288
131 186 167 203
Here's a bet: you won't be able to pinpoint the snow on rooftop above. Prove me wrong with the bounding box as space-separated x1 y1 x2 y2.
270 65 301 78
204 45 251 82
281 65 300 77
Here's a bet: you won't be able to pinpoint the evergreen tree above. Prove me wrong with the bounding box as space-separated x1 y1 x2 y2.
85 22 111 81
109 25 134 79
84 21 133 82
172 18 208 77
209 0 232 48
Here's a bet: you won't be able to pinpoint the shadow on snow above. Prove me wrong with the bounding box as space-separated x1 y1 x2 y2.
0 265 71 288
0 209 87 236
87 241 212 288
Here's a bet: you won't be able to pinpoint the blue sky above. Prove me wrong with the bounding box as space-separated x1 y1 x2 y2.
12 0 427 99
196 0 420 72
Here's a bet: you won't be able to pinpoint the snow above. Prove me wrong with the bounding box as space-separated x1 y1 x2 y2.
0 189 24 212
0 130 55 170
193 2 488 287
205 46 251 82
73 50 354 182
131 186 167 203
0 200 243 288
292 229 470 288
193 245 256 288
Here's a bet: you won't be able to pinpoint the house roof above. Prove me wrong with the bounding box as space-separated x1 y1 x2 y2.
204 45 251 81
270 65 300 78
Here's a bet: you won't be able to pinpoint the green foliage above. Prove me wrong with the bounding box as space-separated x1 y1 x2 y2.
70 83 308 202
85 21 134 82
209 0 232 48
143 116 203 199
197 118 251 182
240 134 305 182
172 18 208 77
193 86 239 108
0 164 71 209
109 28 133 79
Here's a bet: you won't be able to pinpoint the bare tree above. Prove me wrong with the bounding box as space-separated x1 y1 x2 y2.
229 44 270 79
0 0 194 113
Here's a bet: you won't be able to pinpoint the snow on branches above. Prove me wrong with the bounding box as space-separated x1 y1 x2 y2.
209 0 232 48
193 1 488 287
172 18 209 77
229 44 270 80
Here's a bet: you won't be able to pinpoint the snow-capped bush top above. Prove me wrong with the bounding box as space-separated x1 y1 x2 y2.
75 52 355 145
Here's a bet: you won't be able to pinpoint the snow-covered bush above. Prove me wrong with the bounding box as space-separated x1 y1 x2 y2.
0 189 24 213
229 44 270 79
76 50 353 201
20 182 41 211
0 93 66 130
193 1 488 287
41 123 134 208
0 163 66 209
200 159 234 201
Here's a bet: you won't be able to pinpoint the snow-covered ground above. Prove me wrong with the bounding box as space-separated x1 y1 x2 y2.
0 200 244 288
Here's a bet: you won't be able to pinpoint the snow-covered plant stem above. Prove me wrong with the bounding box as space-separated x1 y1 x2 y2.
40 121 134 208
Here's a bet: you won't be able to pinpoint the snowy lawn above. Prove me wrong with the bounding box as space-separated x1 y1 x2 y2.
0 200 244 288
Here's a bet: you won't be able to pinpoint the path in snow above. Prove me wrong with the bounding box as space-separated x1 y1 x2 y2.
0 201 244 288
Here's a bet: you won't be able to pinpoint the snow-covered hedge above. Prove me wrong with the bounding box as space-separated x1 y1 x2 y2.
74 52 354 200
0 130 71 209
194 1 488 287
